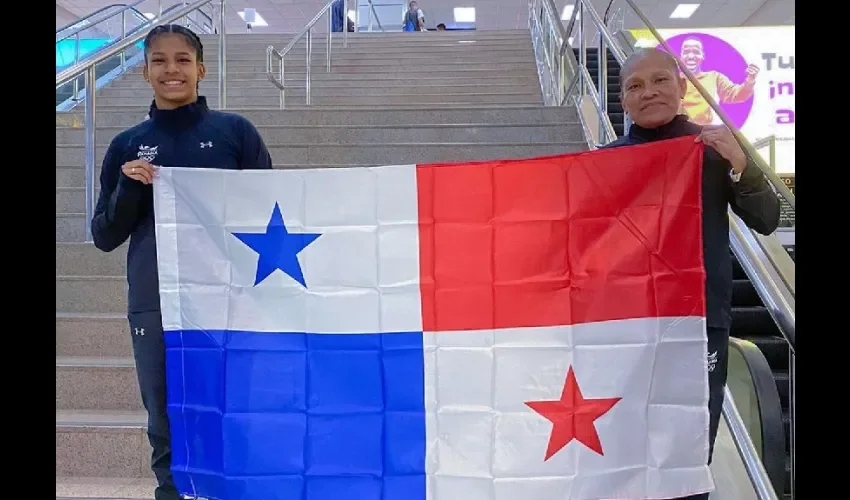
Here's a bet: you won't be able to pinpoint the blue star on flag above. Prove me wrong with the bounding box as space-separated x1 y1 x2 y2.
231 202 321 287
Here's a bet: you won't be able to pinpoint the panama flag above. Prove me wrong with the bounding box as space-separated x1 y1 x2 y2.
153 136 714 500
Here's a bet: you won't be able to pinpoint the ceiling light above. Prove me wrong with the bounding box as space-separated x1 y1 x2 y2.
669 3 700 18
143 12 155 19
237 10 269 26
454 7 475 23
561 5 579 21
348 9 356 21
568 36 574 45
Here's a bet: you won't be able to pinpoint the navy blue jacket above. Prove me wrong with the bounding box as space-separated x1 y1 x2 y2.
91 96 273 314
601 115 780 330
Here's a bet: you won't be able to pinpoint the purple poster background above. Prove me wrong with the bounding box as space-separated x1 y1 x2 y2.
657 32 754 129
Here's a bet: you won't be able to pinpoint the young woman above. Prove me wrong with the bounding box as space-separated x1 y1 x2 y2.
90 24 272 500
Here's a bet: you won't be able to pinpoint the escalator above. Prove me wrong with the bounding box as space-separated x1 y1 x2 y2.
575 47 624 137
722 337 788 499
732 251 794 498
56 55 128 106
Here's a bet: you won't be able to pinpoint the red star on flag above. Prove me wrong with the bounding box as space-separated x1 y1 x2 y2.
525 366 622 460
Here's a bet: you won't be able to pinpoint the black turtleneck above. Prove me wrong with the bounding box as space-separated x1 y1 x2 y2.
600 114 780 330
91 95 273 314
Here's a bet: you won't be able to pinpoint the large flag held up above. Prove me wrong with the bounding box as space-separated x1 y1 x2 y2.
153 136 713 500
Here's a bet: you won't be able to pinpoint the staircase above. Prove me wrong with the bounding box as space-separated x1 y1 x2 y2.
56 30 588 497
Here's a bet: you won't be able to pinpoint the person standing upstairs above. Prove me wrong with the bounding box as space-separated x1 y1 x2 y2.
403 1 425 31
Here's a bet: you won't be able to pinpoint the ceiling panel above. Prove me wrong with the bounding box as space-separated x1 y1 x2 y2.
56 0 794 33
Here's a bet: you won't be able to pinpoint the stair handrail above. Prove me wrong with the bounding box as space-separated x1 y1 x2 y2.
56 0 228 243
364 0 385 32
722 387 781 500
265 0 342 109
266 0 385 109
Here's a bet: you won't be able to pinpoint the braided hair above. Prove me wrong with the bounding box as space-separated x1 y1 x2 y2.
143 24 204 62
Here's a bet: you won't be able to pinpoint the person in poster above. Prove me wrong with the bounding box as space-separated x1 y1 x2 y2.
678 37 760 125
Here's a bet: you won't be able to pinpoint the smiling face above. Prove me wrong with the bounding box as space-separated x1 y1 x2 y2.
680 38 704 73
620 50 688 129
143 32 206 110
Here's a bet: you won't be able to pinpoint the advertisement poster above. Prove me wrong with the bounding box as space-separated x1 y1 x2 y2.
630 27 795 174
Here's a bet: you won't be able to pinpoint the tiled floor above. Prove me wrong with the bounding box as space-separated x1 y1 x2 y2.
56 477 155 499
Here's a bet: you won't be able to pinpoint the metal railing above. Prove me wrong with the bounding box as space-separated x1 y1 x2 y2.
56 0 228 242
57 2 145 38
528 1 794 498
752 135 777 173
265 0 384 109
361 0 386 32
723 387 781 500
57 1 149 99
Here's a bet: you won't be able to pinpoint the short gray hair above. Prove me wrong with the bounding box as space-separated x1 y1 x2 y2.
618 48 681 87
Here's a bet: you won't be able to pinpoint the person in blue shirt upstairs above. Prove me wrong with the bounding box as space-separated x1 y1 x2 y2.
331 0 355 32
90 24 272 500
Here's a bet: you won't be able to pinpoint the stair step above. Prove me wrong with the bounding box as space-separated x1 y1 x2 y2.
730 306 781 338
56 142 587 169
56 276 127 313
106 78 541 90
92 94 544 107
56 123 581 147
57 312 130 358
57 106 579 128
56 242 126 275
57 213 87 242
56 410 149 478
95 86 541 98
56 356 141 411
56 476 156 499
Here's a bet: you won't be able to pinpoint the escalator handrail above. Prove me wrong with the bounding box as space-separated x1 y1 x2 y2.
56 0 149 43
728 337 787 496
729 215 795 351
57 3 131 34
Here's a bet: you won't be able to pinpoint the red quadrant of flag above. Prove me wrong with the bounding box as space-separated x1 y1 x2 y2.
416 136 706 332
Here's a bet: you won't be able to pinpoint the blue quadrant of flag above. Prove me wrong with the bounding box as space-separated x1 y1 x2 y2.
165 330 427 500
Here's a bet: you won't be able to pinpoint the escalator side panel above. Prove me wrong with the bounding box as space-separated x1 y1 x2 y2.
727 337 786 495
